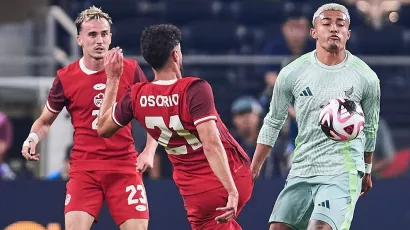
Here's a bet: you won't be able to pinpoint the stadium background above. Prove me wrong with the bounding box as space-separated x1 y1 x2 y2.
0 0 409 229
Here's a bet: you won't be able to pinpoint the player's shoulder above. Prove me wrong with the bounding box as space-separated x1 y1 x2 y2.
123 58 138 69
279 51 313 77
348 51 379 82
56 59 81 78
179 76 210 89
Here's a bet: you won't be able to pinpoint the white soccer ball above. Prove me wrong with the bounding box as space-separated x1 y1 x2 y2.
319 97 365 142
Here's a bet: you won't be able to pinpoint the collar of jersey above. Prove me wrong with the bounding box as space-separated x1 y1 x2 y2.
79 57 99 75
152 79 178 85
312 50 349 70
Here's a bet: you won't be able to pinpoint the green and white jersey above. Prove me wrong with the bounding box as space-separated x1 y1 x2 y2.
257 50 380 178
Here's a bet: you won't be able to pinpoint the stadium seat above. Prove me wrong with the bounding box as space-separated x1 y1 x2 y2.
181 20 245 54
87 0 138 20
111 17 166 54
229 1 285 25
350 25 407 55
164 0 221 25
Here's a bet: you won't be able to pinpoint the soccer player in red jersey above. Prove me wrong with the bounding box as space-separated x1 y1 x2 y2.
97 24 254 230
20 6 156 230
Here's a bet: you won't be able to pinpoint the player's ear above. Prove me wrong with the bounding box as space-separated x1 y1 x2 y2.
77 35 82 47
347 29 351 40
171 50 179 63
310 27 317 40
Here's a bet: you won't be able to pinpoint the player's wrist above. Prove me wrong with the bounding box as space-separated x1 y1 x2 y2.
364 163 372 174
106 77 120 84
227 188 239 196
27 132 39 144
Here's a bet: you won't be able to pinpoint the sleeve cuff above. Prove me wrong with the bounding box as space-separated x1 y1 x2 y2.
46 101 61 114
111 103 125 127
194 115 217 126
256 122 280 147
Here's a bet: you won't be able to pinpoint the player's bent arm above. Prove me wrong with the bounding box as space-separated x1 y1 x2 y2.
252 69 293 172
197 120 238 195
142 133 158 154
97 106 122 138
98 76 122 137
29 105 60 141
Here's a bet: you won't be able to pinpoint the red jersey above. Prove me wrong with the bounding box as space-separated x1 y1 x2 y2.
113 77 250 195
47 58 147 172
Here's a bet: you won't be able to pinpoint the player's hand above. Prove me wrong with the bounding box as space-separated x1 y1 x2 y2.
104 47 123 80
215 192 239 224
136 150 155 173
21 138 40 161
360 173 372 197
250 164 261 181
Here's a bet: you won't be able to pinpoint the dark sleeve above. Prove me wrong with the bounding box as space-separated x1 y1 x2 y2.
113 88 134 126
186 80 218 126
46 76 66 113
133 61 148 83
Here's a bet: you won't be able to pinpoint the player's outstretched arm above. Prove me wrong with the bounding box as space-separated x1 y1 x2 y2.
360 74 380 197
197 120 239 223
97 48 124 137
21 106 59 161
251 68 294 179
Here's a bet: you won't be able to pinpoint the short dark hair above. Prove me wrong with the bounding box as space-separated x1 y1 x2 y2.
140 24 182 70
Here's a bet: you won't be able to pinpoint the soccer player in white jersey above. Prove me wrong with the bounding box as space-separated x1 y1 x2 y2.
251 3 380 230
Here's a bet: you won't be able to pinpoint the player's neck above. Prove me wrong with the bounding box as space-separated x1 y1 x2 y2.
154 70 178 81
315 48 346 66
82 56 104 71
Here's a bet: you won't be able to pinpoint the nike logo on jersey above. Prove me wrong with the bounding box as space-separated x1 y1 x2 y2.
300 87 313 96
93 83 106 90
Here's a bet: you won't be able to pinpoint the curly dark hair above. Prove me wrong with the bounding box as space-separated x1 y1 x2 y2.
140 24 182 70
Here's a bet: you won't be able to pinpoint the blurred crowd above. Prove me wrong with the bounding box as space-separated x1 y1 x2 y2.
1 0 410 180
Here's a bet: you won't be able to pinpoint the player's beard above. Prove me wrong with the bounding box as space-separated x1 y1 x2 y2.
327 43 339 52
179 63 184 75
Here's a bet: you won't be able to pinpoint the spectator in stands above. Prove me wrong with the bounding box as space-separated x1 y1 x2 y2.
373 117 396 177
0 112 16 180
46 144 71 180
260 10 314 84
231 96 263 157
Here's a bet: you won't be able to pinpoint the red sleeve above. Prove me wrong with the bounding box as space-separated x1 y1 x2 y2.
186 80 218 126
133 61 148 83
46 76 67 114
113 88 134 126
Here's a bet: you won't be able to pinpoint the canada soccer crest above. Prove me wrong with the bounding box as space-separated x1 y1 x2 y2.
94 93 104 108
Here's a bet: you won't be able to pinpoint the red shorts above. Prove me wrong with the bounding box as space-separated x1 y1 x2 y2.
64 170 149 226
182 174 254 230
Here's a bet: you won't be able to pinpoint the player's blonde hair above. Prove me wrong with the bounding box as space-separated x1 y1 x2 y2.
312 3 350 25
75 6 112 34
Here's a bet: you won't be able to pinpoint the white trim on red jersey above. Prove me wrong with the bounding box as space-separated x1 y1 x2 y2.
111 103 124 127
46 101 61 114
193 115 217 126
152 79 178 85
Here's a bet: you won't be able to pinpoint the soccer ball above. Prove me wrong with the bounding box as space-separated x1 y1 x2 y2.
319 97 365 142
